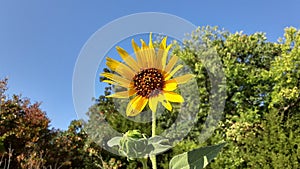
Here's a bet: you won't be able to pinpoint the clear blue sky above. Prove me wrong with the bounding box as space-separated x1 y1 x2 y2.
0 0 299 130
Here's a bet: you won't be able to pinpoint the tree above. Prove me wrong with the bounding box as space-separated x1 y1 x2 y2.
0 78 52 168
89 26 300 168
0 79 125 169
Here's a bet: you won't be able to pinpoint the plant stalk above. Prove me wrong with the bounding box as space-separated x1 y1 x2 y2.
141 158 149 169
150 111 157 169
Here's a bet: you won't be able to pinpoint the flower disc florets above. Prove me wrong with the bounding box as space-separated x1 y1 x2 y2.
133 68 164 98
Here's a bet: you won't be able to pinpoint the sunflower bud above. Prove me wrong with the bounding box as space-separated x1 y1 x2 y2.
119 130 153 159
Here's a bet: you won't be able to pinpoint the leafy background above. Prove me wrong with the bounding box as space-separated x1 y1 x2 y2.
1 26 299 168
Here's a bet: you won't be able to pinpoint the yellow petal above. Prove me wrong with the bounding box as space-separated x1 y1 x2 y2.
155 48 163 70
160 37 167 49
102 80 115 84
140 39 152 68
148 33 156 68
164 91 184 102
126 96 140 115
141 39 156 69
132 39 145 68
161 44 172 70
107 89 136 98
171 74 194 84
149 48 155 68
149 32 154 49
106 57 135 79
116 46 140 71
149 94 159 112
126 96 148 116
164 55 178 73
163 79 178 91
164 64 183 81
102 80 130 88
156 37 167 69
157 94 172 111
141 39 148 49
100 72 132 88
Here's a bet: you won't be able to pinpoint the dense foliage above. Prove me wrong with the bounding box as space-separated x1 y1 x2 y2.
0 79 113 169
177 26 300 169
0 26 299 168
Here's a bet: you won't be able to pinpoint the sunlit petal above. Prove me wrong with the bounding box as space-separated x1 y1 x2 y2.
126 96 148 116
171 74 194 84
149 32 154 49
100 72 132 87
102 80 114 84
106 57 135 79
132 39 145 68
164 55 178 73
164 91 184 102
161 44 172 70
126 96 139 116
155 48 163 70
164 65 183 81
141 39 148 49
102 80 131 89
148 33 156 68
149 94 160 113
156 37 168 69
116 46 140 71
107 89 136 98
163 79 178 91
157 94 172 111
140 39 152 68
160 37 167 49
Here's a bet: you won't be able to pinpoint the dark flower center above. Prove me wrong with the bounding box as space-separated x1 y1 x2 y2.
133 68 164 98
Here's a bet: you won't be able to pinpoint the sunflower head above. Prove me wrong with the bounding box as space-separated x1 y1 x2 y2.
101 33 193 116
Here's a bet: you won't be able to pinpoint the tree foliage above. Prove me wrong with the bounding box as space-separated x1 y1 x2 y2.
0 26 299 168
88 26 299 168
0 79 113 169
177 26 300 169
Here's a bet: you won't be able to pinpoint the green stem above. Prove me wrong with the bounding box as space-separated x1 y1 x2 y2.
152 111 156 136
141 158 149 169
150 111 157 169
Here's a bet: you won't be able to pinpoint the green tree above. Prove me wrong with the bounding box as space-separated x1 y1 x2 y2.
89 26 300 168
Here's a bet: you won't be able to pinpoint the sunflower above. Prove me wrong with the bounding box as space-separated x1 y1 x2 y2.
100 33 193 116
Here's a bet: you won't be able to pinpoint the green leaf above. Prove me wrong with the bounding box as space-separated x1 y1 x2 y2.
107 136 122 147
169 142 226 169
148 136 172 154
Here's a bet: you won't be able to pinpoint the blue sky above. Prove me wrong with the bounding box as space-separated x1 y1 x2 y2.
0 0 299 130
